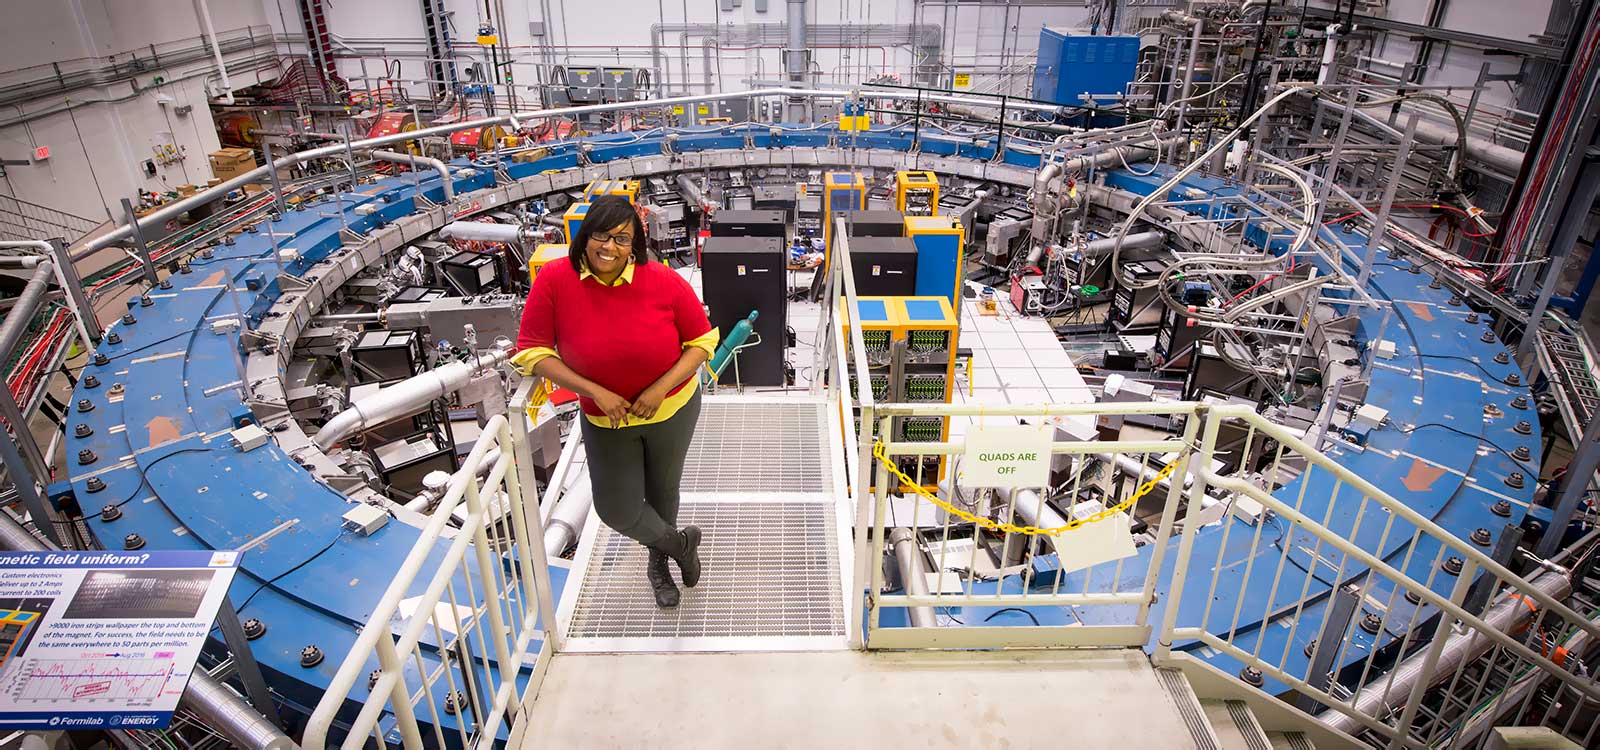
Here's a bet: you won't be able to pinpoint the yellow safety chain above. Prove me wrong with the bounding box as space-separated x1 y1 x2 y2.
870 441 1189 537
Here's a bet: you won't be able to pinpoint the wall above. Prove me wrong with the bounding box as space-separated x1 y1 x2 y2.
310 0 1096 111
0 0 284 222
1308 0 1556 113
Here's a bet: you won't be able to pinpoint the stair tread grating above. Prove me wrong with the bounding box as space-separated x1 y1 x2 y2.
1225 700 1273 750
567 498 845 641
1156 668 1221 750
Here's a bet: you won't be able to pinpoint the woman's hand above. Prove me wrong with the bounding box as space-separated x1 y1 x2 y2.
593 388 633 428
629 385 668 420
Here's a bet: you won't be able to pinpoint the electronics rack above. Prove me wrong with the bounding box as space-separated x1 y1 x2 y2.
843 296 959 490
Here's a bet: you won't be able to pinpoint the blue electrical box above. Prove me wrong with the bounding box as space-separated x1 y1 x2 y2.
1032 30 1139 106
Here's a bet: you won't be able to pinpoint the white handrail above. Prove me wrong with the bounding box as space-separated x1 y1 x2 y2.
302 410 559 749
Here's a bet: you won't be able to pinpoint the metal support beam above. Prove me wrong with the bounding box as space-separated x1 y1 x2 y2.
1539 404 1600 558
215 597 283 726
118 199 160 287
0 391 58 548
1300 584 1361 714
1518 147 1600 376
1463 524 1525 616
47 238 101 343
1360 115 1417 286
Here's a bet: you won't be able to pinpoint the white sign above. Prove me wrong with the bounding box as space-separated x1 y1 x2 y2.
961 424 1053 488
1054 510 1138 573
0 550 240 730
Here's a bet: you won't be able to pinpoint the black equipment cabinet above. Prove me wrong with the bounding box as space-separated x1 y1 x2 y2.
708 209 786 238
700 236 788 386
840 209 905 238
849 237 919 297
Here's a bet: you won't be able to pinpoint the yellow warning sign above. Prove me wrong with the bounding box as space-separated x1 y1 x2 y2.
953 73 971 88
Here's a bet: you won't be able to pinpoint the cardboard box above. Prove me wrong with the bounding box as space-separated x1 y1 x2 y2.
208 147 257 181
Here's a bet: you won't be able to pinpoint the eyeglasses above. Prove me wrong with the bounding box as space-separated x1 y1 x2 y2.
590 231 634 247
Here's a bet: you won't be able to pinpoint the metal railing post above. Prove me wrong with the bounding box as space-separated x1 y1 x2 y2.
1136 407 1201 629
1154 406 1220 663
509 378 563 652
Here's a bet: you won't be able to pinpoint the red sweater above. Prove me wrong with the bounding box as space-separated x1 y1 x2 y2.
517 261 713 419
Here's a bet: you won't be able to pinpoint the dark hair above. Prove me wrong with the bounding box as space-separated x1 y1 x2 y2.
568 195 648 272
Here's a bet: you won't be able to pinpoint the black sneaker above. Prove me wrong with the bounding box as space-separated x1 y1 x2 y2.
648 550 680 608
673 525 703 588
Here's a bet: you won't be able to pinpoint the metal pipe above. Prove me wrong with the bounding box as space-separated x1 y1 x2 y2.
1027 227 1165 268
675 174 706 208
0 511 294 749
785 0 809 121
0 262 53 361
193 0 235 104
1321 568 1573 735
314 347 511 451
438 221 528 244
889 527 936 627
369 150 454 203
998 486 1070 530
71 88 819 259
310 312 383 326
544 470 593 557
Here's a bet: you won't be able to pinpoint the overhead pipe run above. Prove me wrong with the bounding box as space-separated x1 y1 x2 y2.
313 346 511 452
369 151 455 203
0 512 294 750
75 86 1081 261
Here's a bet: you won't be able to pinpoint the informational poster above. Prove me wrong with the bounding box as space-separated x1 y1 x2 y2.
0 550 240 730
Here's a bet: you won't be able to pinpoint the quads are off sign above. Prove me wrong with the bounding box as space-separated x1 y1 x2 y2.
960 424 1053 488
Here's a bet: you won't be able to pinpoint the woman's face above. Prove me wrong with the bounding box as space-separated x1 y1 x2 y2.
585 221 634 278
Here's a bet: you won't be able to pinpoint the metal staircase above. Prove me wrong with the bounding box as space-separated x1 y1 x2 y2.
0 194 100 243
1535 314 1600 444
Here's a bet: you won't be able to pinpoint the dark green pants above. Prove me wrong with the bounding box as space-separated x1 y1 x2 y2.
579 389 702 547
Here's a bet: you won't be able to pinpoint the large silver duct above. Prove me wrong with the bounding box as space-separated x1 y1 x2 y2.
889 527 936 627
1027 134 1183 254
543 470 594 558
369 150 455 203
1026 229 1167 270
785 0 810 121
675 174 706 208
1321 569 1573 736
0 513 294 749
314 347 511 451
438 220 532 244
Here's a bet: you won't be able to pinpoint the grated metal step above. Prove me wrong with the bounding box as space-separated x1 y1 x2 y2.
564 498 845 647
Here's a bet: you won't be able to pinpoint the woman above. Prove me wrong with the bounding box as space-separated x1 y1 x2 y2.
513 195 718 608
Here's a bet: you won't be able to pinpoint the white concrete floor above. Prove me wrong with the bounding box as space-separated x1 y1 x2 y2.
513 648 1199 749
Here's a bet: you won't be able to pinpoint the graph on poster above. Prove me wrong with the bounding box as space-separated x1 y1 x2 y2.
5 658 175 706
